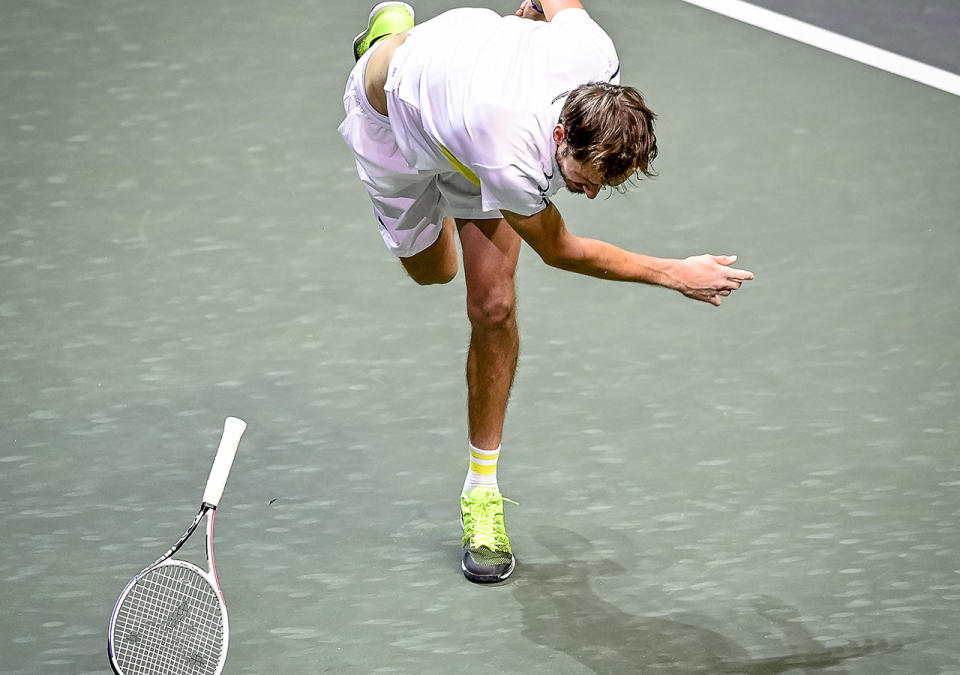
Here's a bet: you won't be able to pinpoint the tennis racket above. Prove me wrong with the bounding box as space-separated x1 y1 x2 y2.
107 416 247 675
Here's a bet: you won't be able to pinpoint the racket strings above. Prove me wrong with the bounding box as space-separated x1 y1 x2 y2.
112 564 224 675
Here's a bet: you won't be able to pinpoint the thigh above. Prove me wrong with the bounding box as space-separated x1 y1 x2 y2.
456 217 523 307
399 216 458 285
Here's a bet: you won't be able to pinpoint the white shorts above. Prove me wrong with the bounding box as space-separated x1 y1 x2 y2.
338 45 500 258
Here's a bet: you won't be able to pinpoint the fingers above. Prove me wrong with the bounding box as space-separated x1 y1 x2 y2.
712 255 755 281
689 291 723 306
709 290 730 306
699 283 737 306
517 0 543 19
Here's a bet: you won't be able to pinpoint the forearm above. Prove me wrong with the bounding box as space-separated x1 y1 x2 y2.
504 205 753 305
549 236 680 289
544 233 754 307
504 205 679 288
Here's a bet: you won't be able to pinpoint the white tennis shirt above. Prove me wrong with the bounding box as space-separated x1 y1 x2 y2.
384 8 621 216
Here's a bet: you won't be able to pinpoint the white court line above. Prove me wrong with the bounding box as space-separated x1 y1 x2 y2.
677 0 960 97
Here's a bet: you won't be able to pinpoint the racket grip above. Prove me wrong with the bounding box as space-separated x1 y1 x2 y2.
202 416 247 507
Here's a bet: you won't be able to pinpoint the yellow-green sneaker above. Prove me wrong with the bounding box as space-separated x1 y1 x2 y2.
460 487 516 583
352 2 415 62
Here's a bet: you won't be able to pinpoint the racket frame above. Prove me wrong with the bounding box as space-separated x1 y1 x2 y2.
107 417 245 675
107 503 228 674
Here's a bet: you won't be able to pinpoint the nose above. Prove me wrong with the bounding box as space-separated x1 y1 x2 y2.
586 187 599 199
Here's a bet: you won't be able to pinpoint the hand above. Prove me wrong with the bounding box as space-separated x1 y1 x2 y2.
672 254 754 306
516 0 547 20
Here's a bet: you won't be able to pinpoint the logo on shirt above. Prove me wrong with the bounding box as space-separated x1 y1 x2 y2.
536 169 553 196
535 169 555 209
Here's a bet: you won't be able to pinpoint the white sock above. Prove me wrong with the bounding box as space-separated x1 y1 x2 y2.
462 441 500 494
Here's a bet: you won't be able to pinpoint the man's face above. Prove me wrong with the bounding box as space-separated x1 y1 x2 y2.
554 129 603 200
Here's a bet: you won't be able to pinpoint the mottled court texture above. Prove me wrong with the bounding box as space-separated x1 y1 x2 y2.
1 1 957 673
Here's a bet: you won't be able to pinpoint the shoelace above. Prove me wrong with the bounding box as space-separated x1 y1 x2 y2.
461 491 518 550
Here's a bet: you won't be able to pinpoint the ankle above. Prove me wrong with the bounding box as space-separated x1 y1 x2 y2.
462 441 500 494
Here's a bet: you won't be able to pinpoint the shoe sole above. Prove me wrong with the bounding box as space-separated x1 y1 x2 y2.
352 2 415 61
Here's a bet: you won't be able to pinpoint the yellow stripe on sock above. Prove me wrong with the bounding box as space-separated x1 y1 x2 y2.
439 143 481 187
469 460 498 475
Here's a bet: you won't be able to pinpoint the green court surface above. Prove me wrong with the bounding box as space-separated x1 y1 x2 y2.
1 1 958 673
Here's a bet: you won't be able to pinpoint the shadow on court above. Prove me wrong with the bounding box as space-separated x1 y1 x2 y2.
512 528 902 674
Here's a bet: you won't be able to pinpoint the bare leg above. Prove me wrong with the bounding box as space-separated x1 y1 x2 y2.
399 217 458 285
456 217 522 449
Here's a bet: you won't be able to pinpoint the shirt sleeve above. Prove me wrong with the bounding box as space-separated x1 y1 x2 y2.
477 162 550 216
550 8 620 84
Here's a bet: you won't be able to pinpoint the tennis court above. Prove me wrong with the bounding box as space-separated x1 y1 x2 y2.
1 0 958 672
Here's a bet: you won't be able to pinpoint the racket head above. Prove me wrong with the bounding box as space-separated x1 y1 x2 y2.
108 559 229 675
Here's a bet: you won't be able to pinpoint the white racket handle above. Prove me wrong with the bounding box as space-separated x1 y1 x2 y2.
202 416 247 507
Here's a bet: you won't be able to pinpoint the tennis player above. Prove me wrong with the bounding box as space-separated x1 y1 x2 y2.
339 0 754 583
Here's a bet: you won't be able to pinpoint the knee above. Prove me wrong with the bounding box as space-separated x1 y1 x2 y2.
467 286 516 327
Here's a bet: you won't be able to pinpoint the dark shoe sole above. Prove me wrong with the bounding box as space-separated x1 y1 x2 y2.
461 552 516 584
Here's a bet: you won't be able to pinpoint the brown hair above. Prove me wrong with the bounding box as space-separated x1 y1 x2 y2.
558 82 658 187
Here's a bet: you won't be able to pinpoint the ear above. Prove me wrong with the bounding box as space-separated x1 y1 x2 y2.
553 125 566 144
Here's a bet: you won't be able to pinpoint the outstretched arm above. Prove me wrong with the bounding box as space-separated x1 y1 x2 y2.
516 0 583 21
502 204 754 306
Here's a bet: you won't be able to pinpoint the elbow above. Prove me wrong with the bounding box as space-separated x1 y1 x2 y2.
537 242 582 272
543 254 576 272
538 249 564 269
512 207 585 271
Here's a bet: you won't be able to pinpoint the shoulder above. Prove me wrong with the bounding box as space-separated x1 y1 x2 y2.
550 7 611 39
540 9 619 81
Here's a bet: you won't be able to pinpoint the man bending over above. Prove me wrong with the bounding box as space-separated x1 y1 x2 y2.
339 0 754 583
